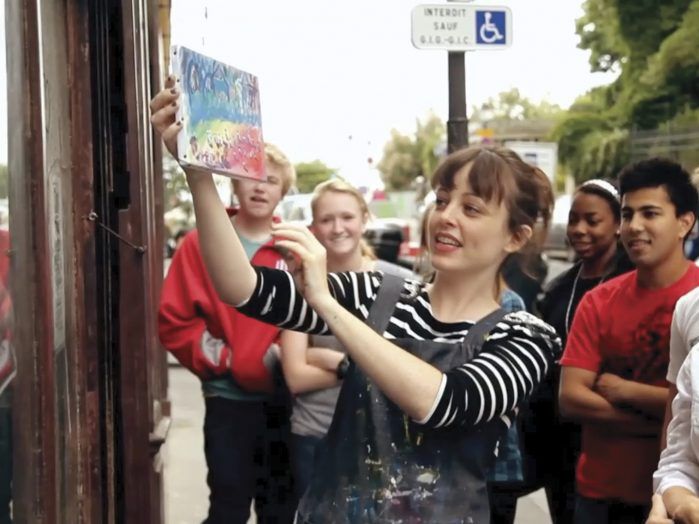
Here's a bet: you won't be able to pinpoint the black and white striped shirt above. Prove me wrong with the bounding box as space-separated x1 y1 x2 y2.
238 267 561 428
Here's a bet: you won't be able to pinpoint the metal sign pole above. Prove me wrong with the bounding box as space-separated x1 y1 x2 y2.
447 0 468 153
447 51 467 153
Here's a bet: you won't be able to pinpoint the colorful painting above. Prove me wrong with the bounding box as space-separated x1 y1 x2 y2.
171 46 265 180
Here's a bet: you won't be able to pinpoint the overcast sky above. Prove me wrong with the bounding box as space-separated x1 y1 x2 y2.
168 0 617 186
0 1 617 187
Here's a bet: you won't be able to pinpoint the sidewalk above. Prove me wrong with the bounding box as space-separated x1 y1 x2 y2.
163 366 551 524
163 366 209 524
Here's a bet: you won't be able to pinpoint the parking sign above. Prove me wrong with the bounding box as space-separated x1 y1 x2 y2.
411 4 512 51
475 10 507 45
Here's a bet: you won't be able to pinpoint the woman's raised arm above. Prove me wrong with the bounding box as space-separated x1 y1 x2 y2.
186 174 257 305
149 77 256 305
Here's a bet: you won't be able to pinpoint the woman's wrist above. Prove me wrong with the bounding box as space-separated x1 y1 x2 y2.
185 169 214 186
308 292 339 318
306 347 344 371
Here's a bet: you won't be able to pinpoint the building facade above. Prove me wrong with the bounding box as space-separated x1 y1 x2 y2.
2 1 171 522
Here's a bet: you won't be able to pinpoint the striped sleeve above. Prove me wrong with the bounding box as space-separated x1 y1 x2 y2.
236 266 383 334
419 311 562 428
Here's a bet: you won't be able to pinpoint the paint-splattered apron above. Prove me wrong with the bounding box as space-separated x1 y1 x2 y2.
296 274 507 523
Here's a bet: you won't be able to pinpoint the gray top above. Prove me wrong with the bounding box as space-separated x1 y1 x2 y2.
290 333 346 437
290 260 416 437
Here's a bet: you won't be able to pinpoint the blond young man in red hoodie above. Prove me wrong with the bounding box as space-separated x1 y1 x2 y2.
159 143 297 524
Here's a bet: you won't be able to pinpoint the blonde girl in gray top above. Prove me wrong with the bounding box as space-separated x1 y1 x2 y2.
279 180 414 501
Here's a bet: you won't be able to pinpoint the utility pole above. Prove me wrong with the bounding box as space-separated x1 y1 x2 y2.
447 50 467 153
446 0 468 153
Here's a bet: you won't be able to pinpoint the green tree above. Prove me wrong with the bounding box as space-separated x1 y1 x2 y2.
162 154 193 230
554 0 699 183
415 115 446 183
471 88 563 123
378 113 445 191
294 160 335 193
636 1 699 124
576 0 626 73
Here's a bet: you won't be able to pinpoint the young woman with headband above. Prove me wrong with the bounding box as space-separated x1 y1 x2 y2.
539 179 632 344
520 179 633 524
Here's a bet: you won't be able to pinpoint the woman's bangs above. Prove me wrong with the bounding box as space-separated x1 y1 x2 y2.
432 147 487 190
467 152 512 205
431 147 515 206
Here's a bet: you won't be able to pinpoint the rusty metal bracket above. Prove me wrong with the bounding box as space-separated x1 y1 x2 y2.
86 211 147 254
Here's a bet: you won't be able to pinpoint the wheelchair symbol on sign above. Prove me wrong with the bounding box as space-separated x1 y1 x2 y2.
479 12 504 43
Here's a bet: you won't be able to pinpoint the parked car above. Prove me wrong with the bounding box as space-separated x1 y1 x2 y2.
363 219 408 264
276 193 314 226
544 194 575 261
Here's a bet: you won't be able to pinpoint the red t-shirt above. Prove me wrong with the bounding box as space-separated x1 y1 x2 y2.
561 264 699 504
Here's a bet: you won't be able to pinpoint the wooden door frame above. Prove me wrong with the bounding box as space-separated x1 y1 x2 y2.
6 1 58 520
5 0 168 521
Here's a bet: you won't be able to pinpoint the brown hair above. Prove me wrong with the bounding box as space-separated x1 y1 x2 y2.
431 145 554 274
415 201 435 281
311 179 376 260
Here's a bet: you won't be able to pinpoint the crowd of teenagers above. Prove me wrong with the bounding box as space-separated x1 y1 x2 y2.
152 76 699 524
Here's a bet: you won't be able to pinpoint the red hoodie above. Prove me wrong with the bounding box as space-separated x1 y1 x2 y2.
158 211 286 393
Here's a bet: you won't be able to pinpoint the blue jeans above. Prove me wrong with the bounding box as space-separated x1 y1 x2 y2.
203 396 295 524
290 433 322 503
573 495 649 524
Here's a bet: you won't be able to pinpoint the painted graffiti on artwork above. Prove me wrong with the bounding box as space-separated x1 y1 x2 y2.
172 46 265 180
